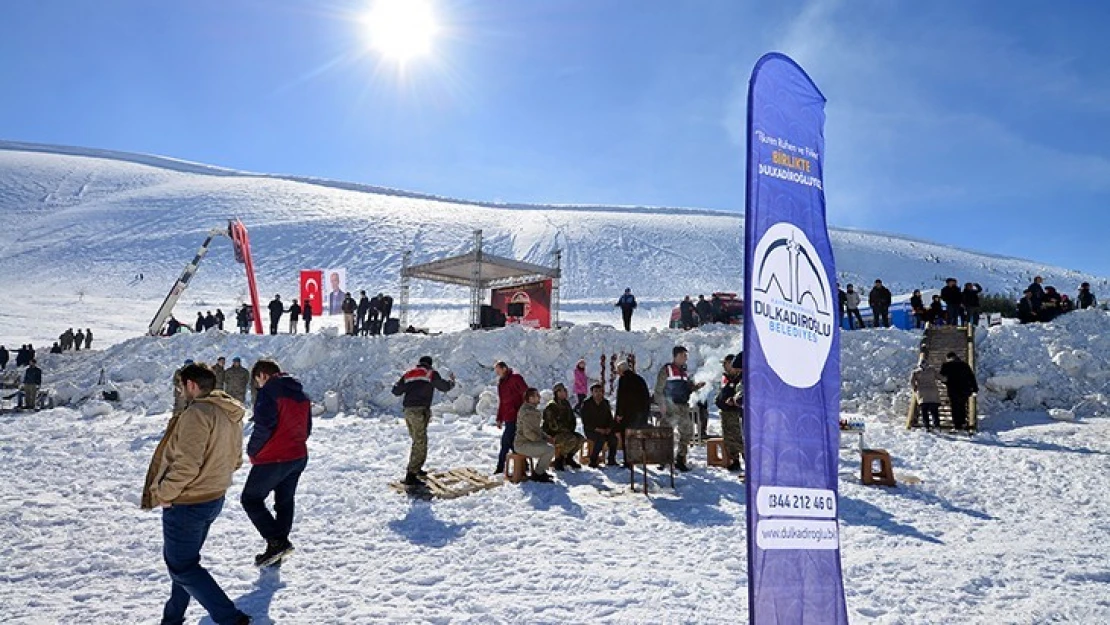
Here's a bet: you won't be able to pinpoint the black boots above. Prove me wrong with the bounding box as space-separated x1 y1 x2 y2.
552 456 566 471
675 457 691 472
254 538 294 567
402 472 424 486
564 454 581 470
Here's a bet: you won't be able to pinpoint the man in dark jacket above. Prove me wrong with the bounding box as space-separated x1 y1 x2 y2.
302 298 313 333
1078 283 1097 310
940 278 963 326
939 352 978 431
195 312 206 334
961 283 983 326
679 296 697 330
268 295 284 335
615 361 651 429
543 383 585 471
22 359 42 409
869 279 892 328
287 299 301 335
580 383 618 467
391 356 455 485
236 306 249 334
214 309 225 331
1017 290 1038 324
494 362 528 475
380 294 394 320
695 295 713 326
74 329 85 351
241 359 312 567
716 354 744 472
357 291 371 336
205 312 218 331
341 293 357 335
0 345 8 370
615 288 637 331
1027 276 1045 309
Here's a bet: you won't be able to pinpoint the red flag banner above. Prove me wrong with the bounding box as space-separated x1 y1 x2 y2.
300 270 323 317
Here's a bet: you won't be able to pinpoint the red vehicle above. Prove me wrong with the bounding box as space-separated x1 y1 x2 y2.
669 292 744 329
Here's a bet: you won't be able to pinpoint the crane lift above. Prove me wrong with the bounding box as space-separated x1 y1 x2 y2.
147 219 263 336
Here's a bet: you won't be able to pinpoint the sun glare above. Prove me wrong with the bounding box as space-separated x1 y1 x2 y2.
362 0 439 62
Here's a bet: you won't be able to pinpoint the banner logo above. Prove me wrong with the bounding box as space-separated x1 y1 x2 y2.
751 221 833 388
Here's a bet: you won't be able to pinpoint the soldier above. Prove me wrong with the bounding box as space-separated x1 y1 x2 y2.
391 356 456 485
513 388 555 482
74 329 85 351
212 356 227 391
543 383 585 471
223 357 250 405
715 354 744 472
654 346 705 472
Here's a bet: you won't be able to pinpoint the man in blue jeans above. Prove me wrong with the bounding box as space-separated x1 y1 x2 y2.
242 359 312 567
142 363 250 625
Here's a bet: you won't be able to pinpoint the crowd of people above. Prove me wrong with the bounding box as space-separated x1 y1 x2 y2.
392 345 745 488
49 327 94 353
837 276 1100 330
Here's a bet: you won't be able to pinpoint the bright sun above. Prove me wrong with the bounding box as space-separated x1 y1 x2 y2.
362 0 439 62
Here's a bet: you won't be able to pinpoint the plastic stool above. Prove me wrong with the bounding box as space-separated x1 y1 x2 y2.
705 438 728 468
504 453 534 484
860 448 896 486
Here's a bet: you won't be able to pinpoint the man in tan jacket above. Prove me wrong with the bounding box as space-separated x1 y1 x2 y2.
513 388 556 483
911 359 942 431
142 363 250 625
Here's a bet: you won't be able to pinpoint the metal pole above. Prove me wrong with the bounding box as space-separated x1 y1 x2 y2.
471 230 483 329
552 248 562 329
400 250 411 328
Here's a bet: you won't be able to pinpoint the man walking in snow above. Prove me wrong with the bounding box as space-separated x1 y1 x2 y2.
392 356 455 486
615 288 637 331
494 361 529 475
654 346 705 472
939 352 978 431
241 359 312 568
141 363 250 625
268 295 284 335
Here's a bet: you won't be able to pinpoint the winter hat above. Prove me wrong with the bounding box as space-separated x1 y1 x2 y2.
232 356 241 363
576 359 586 368
552 382 568 395
419 356 433 367
722 353 735 364
183 359 194 366
731 353 743 369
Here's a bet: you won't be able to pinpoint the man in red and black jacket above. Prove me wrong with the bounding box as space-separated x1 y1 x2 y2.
240 359 312 568
494 361 528 475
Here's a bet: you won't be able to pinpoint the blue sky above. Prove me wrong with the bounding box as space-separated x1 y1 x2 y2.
2 0 1109 276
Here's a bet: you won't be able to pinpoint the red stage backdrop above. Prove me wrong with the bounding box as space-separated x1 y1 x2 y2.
491 280 552 329
300 270 323 317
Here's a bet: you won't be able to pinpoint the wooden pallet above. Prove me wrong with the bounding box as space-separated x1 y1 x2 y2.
389 467 502 500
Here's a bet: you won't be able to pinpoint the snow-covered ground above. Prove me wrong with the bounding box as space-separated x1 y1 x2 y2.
4 142 1110 623
3 312 1110 623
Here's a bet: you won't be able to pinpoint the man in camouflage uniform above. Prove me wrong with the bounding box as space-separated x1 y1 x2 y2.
391 356 455 485
654 346 705 472
223 357 250 405
543 383 585 471
212 356 227 391
715 353 744 473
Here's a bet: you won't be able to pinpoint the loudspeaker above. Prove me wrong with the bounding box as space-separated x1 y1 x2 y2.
480 305 506 328
384 318 400 335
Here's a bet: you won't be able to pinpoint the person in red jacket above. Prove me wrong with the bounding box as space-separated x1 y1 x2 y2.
494 361 528 475
241 359 312 567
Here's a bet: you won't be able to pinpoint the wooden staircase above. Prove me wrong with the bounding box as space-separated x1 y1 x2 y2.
906 323 978 432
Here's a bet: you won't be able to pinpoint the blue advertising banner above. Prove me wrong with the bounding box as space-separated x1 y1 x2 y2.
743 53 848 624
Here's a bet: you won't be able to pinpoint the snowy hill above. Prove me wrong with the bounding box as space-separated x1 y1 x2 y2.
1 140 1106 346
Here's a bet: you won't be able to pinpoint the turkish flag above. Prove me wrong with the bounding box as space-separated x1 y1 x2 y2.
300 270 323 317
